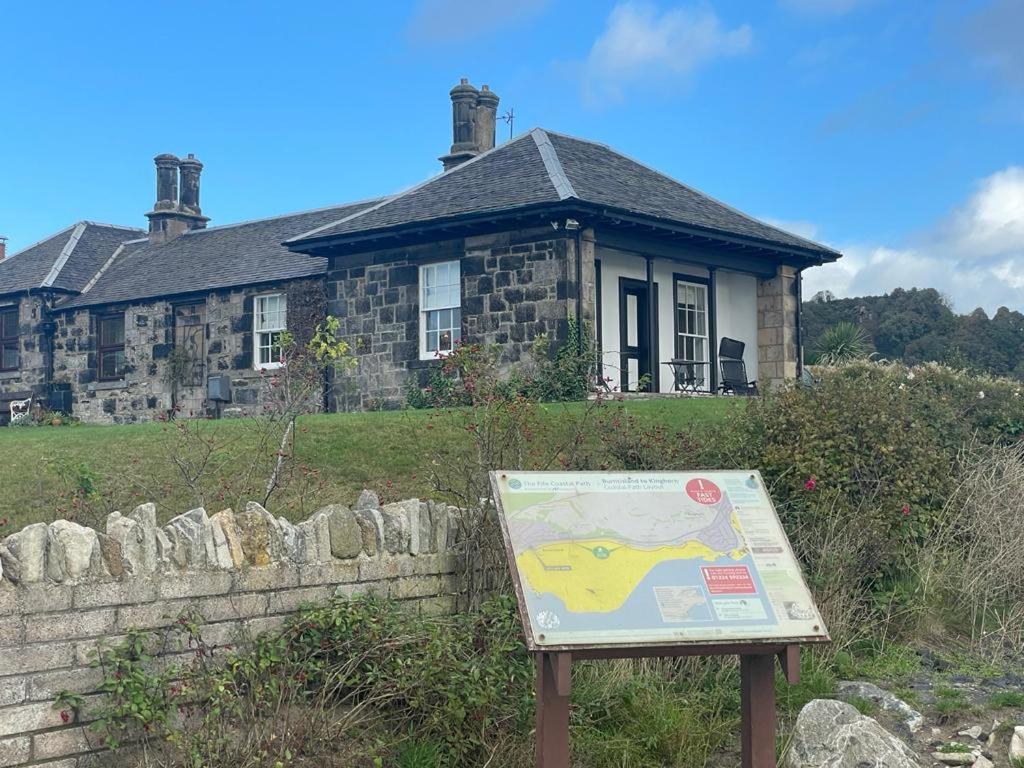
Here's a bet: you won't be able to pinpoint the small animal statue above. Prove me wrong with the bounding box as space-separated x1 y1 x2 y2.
9 397 32 425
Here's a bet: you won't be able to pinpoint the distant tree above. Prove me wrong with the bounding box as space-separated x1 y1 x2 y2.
802 287 1024 380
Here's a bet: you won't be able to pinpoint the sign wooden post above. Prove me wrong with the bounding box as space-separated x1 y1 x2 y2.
492 471 829 768
535 652 571 768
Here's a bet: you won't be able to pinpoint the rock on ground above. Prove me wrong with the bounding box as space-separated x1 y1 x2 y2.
1010 726 1024 765
785 699 922 768
837 680 925 740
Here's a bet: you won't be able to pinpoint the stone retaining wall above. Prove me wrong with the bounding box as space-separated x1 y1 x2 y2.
0 492 467 767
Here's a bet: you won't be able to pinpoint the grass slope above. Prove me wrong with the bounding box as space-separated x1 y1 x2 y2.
0 398 739 530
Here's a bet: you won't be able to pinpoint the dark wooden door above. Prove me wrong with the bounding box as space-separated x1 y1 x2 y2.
618 278 657 392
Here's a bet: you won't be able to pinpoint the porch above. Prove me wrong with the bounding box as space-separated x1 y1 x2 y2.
592 243 799 394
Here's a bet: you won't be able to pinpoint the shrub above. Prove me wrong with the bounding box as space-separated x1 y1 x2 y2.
922 442 1024 655
406 319 597 409
815 321 873 365
734 361 1024 579
60 595 532 768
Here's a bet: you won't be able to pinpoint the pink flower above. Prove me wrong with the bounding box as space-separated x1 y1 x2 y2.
804 476 817 491
901 504 910 516
60 710 70 724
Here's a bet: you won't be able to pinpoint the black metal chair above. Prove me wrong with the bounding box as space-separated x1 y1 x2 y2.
718 337 758 396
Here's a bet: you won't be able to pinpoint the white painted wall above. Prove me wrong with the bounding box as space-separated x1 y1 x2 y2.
714 270 759 381
596 247 758 393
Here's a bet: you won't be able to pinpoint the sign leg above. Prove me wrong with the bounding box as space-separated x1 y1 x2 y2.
740 653 777 768
535 652 571 768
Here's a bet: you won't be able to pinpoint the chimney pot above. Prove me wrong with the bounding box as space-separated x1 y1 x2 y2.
0 235 7 262
153 154 180 212
474 85 500 153
178 154 204 215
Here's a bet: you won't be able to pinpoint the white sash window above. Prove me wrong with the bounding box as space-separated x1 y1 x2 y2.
254 293 287 369
675 281 708 363
419 261 461 359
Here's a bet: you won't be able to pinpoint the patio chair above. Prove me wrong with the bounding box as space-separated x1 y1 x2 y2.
718 337 758 396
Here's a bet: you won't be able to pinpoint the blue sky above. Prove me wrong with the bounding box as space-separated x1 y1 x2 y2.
2 0 1021 312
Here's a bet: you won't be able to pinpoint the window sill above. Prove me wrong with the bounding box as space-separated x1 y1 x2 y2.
92 380 126 391
0 371 21 381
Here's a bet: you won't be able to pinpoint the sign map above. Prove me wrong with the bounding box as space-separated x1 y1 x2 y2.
492 471 829 649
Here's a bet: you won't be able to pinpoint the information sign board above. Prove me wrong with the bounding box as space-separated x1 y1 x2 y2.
492 470 828 650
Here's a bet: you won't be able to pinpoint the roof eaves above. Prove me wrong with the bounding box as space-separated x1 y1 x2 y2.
530 128 577 201
41 222 87 288
285 130 538 247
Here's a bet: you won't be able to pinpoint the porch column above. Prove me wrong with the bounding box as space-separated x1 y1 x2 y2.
646 256 657 392
756 265 799 389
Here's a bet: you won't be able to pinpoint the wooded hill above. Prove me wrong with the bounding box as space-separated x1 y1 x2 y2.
802 287 1024 378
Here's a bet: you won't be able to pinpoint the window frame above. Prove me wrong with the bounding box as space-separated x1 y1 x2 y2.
172 301 207 387
673 278 710 363
253 293 287 370
96 312 126 382
418 260 462 361
0 305 18 373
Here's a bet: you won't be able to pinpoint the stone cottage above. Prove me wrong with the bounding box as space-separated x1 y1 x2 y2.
0 78 841 424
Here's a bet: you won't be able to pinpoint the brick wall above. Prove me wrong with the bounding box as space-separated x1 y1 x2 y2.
0 492 466 767
326 227 575 411
49 278 325 424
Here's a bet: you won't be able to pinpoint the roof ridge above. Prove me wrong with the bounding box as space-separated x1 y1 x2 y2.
543 129 835 254
530 128 577 201
178 195 390 236
41 222 87 288
81 240 131 294
80 221 145 233
286 131 537 245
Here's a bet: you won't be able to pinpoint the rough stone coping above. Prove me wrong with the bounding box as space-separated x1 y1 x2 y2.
0 489 466 589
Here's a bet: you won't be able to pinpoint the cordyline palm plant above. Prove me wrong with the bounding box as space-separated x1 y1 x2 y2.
815 321 873 366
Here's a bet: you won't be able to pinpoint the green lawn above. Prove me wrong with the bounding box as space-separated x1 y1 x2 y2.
0 397 740 531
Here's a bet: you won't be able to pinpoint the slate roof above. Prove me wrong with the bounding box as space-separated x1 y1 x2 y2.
60 199 382 309
0 222 145 297
288 128 841 261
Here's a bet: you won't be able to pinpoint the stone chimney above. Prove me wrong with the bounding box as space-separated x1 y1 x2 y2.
0 235 7 262
440 78 480 171
474 85 500 153
145 153 209 243
178 154 204 215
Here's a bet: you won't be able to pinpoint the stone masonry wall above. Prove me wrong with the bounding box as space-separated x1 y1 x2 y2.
0 296 52 417
0 491 465 767
50 279 325 424
756 265 799 389
327 227 575 411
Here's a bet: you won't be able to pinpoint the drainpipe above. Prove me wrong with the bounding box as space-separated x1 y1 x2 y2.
574 226 584 354
563 218 585 354
795 267 804 378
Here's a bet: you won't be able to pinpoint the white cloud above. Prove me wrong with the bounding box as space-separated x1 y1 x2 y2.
577 2 752 106
799 166 1024 314
406 0 548 43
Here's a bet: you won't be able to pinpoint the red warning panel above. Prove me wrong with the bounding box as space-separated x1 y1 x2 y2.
701 565 757 595
685 478 722 505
